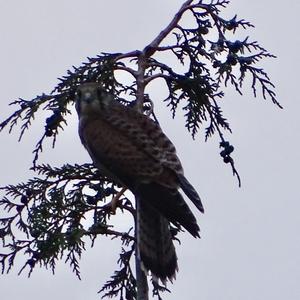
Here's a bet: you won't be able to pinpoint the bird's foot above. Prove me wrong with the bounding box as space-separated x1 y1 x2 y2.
106 187 127 214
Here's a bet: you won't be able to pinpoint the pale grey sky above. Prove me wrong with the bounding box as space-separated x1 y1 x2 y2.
0 1 299 300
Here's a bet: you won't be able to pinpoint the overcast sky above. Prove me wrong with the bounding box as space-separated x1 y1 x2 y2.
0 1 299 300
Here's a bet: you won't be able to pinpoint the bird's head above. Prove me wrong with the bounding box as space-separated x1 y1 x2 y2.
75 82 114 115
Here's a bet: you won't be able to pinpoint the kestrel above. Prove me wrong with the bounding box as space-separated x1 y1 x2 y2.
75 82 204 282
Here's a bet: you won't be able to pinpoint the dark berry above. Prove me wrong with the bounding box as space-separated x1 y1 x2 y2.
223 156 231 164
20 195 28 205
27 258 36 268
213 61 222 68
16 205 24 213
227 54 237 66
45 128 53 137
198 27 209 35
220 141 230 148
228 40 243 53
86 196 97 205
227 145 234 154
104 187 115 196
220 150 227 158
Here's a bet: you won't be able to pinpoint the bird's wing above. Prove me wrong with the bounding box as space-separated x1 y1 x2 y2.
79 111 176 189
105 104 204 213
103 103 184 175
79 101 203 211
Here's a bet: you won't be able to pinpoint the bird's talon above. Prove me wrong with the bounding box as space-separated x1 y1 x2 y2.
106 187 127 215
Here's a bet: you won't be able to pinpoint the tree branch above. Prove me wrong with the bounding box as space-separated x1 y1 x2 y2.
135 0 194 111
135 196 149 300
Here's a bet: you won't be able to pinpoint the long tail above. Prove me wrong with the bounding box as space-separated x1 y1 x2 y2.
136 198 178 282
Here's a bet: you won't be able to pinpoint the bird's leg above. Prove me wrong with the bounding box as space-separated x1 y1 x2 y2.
109 186 127 214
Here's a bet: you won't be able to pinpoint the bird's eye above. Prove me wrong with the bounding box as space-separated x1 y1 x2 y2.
76 89 82 99
74 89 82 113
97 87 103 99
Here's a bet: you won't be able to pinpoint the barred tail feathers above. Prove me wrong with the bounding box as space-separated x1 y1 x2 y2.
136 198 178 282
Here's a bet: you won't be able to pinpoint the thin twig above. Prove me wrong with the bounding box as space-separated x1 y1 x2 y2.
145 0 194 55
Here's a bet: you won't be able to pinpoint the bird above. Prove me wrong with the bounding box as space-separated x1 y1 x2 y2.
75 82 204 283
